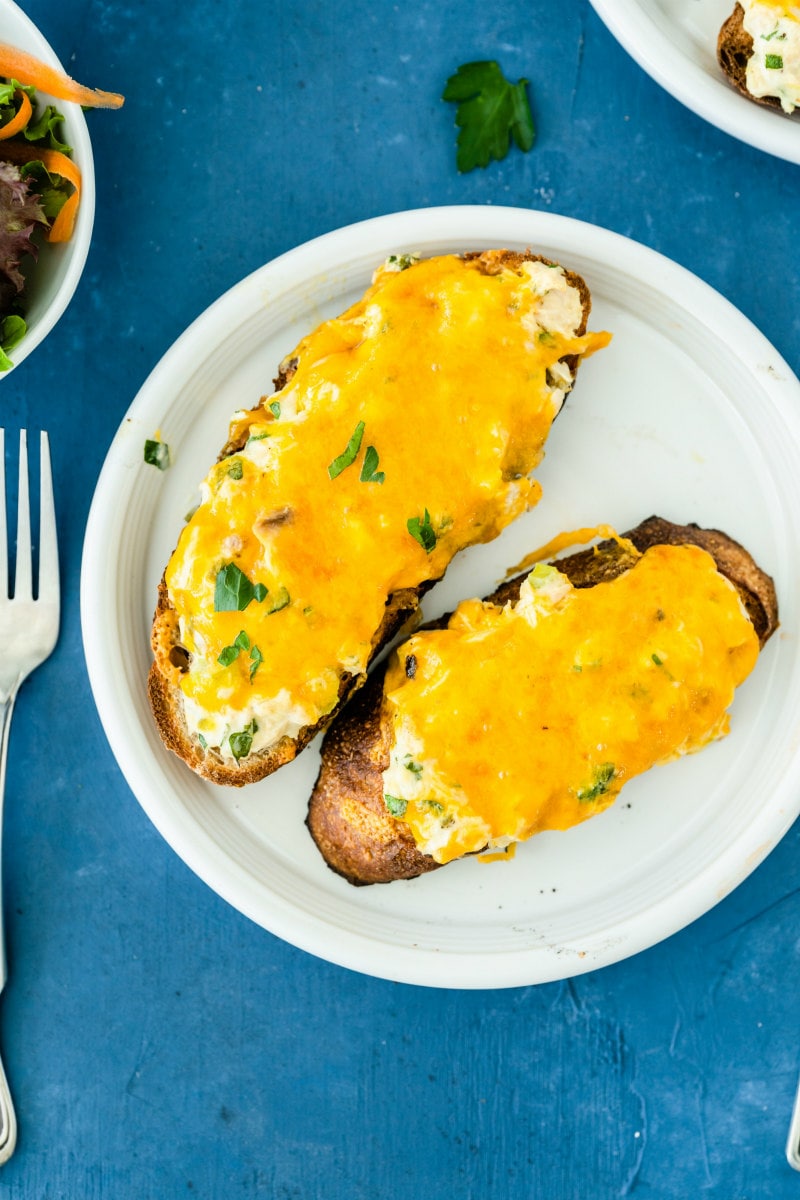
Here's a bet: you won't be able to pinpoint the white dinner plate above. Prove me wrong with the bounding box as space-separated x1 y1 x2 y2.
0 0 95 373
588 0 800 165
81 206 800 989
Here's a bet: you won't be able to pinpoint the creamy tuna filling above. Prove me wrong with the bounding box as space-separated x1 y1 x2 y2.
743 1 800 112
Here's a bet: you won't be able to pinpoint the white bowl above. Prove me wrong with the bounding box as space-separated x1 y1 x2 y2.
0 0 95 375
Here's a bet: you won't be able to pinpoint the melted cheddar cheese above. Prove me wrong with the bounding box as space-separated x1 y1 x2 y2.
380 542 759 864
742 0 800 112
163 252 610 761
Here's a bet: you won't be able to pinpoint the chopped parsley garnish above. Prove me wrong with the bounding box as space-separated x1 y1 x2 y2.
266 585 291 614
762 25 786 42
384 794 408 817
249 644 264 681
218 630 257 671
144 438 171 470
651 652 664 666
577 763 616 804
197 733 208 750
328 420 365 479
214 563 267 611
765 53 784 69
404 757 423 779
229 719 258 761
226 458 244 480
442 60 535 173
217 643 242 667
407 508 437 553
269 400 281 419
360 444 385 484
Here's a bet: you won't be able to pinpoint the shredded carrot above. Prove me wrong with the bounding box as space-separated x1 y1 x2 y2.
0 88 32 140
0 42 124 109
0 140 81 241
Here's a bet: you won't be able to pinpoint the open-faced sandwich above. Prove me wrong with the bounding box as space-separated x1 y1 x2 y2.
307 517 778 885
718 1 800 114
148 250 610 784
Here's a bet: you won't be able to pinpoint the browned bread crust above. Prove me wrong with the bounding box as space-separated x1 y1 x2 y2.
148 250 594 786
717 3 785 111
306 517 779 886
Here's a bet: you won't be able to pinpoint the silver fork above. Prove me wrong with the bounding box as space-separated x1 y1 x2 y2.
0 430 59 1166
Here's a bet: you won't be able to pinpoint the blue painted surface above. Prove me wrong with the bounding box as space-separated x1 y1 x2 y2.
1 0 799 1195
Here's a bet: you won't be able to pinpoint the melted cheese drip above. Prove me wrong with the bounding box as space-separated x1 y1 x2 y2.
381 543 760 864
163 253 610 759
742 0 800 112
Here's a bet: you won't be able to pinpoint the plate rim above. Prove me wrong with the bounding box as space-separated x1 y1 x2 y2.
81 204 800 988
587 0 800 166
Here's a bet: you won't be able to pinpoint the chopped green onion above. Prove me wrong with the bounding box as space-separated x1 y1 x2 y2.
577 763 616 804
266 585 291 614
144 439 171 470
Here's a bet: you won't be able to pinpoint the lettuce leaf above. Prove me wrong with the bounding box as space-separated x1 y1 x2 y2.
0 160 46 300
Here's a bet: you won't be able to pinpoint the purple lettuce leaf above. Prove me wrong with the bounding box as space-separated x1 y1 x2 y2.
0 159 46 317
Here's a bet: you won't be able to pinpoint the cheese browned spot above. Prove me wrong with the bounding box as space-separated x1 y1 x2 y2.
380 541 760 864
161 252 610 763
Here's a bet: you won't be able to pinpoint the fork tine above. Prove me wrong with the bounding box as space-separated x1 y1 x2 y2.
13 430 31 602
0 429 6 600
37 432 58 603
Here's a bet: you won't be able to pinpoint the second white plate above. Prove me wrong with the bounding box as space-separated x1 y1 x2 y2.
589 0 800 165
81 206 800 989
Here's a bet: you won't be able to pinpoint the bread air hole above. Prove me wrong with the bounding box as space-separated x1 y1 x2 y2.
169 645 191 672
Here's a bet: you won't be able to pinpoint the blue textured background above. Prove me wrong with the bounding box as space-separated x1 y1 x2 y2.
2 0 800 1195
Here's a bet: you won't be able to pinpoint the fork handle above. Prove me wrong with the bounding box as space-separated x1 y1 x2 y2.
0 692 17 1165
0 1050 16 1164
0 691 16 990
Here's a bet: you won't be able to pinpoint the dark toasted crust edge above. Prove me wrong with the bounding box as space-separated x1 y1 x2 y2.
717 4 786 112
306 516 779 885
148 250 594 786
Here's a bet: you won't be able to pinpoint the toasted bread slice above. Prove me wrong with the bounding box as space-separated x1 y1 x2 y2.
718 3 798 114
307 517 778 886
149 250 608 785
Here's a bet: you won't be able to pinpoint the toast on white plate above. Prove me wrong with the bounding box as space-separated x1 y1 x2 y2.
307 517 779 885
148 250 610 785
718 2 800 115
